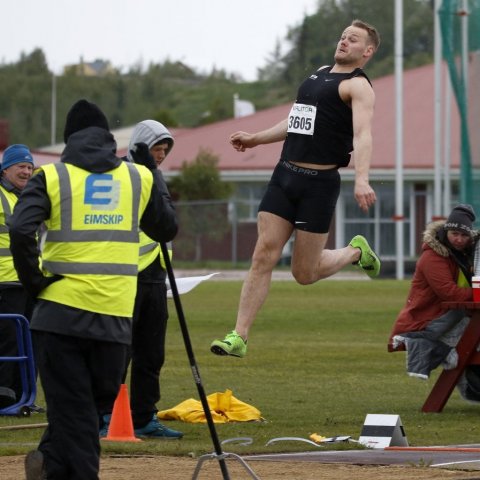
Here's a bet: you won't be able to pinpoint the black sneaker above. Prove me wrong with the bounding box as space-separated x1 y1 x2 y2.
30 404 46 414
134 415 183 439
25 450 46 480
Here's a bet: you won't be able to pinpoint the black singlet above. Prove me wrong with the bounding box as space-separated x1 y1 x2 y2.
280 66 372 168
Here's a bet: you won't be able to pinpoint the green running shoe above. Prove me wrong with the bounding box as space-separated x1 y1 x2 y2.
349 235 381 278
210 331 247 358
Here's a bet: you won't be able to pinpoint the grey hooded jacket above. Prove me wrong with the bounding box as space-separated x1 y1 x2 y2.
125 120 175 283
127 120 174 162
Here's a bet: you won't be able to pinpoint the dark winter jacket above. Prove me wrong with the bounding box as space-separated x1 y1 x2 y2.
389 220 474 346
8 127 177 344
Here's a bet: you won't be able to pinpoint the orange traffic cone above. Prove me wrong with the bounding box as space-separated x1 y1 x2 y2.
102 384 141 442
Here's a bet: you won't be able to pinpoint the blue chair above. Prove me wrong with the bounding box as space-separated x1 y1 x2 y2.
0 314 37 416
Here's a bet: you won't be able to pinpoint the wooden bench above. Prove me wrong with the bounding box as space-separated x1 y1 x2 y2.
390 302 480 412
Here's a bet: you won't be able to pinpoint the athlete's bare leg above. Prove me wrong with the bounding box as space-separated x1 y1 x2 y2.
291 229 361 285
234 217 362 340
234 212 293 339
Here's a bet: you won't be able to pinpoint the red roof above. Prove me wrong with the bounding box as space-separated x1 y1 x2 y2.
118 105 291 173
371 62 459 170
28 151 62 168
122 62 459 174
22 63 460 174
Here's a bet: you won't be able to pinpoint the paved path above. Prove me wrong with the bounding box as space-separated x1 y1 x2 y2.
173 269 369 281
244 446 480 471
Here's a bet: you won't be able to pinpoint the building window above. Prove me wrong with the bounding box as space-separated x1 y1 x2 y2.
233 183 267 221
341 182 411 259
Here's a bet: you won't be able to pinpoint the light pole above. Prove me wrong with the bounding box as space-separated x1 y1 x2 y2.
395 0 405 280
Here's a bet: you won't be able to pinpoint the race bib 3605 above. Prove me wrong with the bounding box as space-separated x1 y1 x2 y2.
287 103 316 135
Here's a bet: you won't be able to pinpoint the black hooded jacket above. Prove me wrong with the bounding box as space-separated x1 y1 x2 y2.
8 127 178 343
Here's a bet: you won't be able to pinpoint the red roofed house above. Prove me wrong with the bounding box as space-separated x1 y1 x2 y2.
24 63 461 268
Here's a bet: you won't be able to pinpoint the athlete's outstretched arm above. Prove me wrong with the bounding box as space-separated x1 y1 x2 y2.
230 119 288 152
349 77 376 212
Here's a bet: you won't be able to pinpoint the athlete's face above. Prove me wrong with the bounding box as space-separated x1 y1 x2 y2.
334 26 374 66
150 142 170 168
2 162 34 190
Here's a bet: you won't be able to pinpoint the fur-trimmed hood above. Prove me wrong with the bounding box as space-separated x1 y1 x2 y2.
390 219 477 343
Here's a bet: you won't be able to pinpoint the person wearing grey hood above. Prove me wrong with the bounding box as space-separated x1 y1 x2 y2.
126 119 174 169
100 120 183 439
11 101 178 480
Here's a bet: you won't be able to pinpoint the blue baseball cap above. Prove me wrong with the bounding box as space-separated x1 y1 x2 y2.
1 144 34 171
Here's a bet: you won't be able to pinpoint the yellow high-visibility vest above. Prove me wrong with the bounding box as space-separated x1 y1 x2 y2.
39 162 153 316
0 185 19 282
457 269 470 288
138 232 172 272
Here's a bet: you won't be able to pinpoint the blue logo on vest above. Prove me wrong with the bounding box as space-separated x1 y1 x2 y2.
84 174 120 211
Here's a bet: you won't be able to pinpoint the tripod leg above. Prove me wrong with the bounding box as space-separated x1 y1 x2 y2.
192 453 260 480
160 243 230 480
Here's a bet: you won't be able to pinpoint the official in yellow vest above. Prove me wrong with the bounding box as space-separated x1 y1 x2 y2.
39 160 152 317
0 144 35 409
9 100 177 480
100 120 182 440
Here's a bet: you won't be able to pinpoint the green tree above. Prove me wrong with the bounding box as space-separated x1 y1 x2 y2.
152 109 178 127
169 149 233 261
278 0 434 86
0 1 439 148
13 48 50 75
258 40 287 83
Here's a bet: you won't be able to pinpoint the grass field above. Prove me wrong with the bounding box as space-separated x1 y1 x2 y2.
2 279 480 458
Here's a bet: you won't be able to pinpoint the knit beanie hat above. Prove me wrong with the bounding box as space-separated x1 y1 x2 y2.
1 144 34 171
444 204 476 236
63 99 110 143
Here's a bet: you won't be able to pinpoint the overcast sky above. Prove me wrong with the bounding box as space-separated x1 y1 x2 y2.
2 0 319 81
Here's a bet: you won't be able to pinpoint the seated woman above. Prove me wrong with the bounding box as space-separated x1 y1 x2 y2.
389 204 480 400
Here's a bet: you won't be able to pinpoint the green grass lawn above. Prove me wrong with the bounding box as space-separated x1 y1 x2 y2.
2 279 479 458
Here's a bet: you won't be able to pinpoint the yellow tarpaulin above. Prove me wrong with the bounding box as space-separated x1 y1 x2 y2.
158 389 263 423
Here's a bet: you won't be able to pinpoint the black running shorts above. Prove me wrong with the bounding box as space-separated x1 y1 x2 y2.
258 160 340 233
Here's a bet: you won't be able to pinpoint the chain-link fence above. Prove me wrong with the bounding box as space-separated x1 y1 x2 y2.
171 200 258 264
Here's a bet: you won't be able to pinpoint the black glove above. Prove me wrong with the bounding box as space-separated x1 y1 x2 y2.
29 274 63 299
130 142 156 170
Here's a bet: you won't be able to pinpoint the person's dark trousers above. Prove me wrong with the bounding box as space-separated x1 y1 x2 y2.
125 281 168 428
0 286 33 403
33 331 127 480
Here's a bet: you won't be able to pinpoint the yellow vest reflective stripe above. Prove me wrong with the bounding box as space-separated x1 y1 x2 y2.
457 269 469 288
39 162 153 316
138 232 172 272
138 231 160 272
0 186 19 281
